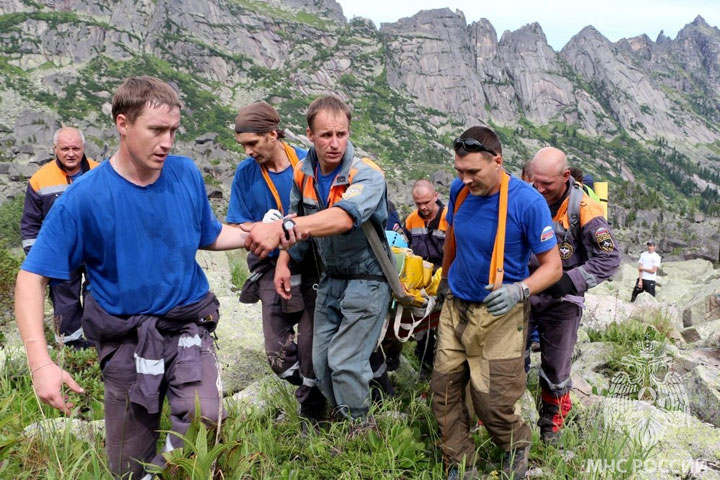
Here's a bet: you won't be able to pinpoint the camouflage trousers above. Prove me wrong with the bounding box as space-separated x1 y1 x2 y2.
431 296 531 465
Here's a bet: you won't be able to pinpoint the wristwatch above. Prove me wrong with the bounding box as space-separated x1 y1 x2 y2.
520 281 530 300
281 218 296 240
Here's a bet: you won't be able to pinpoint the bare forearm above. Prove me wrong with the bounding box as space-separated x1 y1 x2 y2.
295 207 353 238
204 224 249 251
15 270 52 368
525 247 562 295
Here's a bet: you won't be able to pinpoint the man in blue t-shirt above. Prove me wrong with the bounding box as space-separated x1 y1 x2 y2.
228 101 325 426
431 126 562 479
15 76 255 479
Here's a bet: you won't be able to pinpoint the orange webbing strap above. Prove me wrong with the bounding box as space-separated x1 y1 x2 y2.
488 172 509 290
259 143 299 215
441 172 510 291
440 186 469 279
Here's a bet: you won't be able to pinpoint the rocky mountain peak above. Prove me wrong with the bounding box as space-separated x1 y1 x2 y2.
692 14 709 27
563 25 613 53
470 18 498 60
382 8 466 32
279 0 346 24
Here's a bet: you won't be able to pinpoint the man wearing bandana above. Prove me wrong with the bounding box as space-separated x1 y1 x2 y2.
228 102 326 426
530 147 620 444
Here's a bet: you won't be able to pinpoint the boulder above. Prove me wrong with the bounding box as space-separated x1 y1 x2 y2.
24 418 105 445
684 366 720 427
7 162 38 181
582 293 635 331
196 250 270 395
598 398 720 480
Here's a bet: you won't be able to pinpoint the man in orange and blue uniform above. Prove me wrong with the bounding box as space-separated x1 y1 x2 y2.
245 96 393 423
20 127 98 349
531 147 620 444
403 179 448 372
227 101 325 423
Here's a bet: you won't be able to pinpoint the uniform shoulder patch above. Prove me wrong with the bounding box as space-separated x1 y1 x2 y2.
595 227 614 252
540 225 554 242
342 183 364 199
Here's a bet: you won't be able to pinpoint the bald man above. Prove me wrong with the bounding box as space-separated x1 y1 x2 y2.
530 147 620 444
20 127 99 349
404 179 448 269
401 179 448 373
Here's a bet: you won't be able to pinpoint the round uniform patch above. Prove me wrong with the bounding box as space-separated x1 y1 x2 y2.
559 242 574 260
595 227 614 252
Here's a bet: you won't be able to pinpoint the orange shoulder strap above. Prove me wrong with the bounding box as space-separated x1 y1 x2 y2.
440 186 470 278
259 143 300 215
488 172 509 289
441 173 510 291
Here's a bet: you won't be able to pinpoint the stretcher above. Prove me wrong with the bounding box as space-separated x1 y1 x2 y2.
361 222 442 342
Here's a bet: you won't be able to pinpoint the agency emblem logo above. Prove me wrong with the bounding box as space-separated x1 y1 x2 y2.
604 339 689 447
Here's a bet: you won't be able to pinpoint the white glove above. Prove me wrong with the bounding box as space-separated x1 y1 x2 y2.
262 209 283 223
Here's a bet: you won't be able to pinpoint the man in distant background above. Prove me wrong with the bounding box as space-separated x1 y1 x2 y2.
403 179 448 373
631 240 661 301
20 127 98 349
227 101 325 427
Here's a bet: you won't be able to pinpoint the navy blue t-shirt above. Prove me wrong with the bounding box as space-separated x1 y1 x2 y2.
226 146 307 223
446 175 556 302
22 156 222 315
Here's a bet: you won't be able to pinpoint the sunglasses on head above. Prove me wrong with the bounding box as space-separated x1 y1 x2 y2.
452 138 497 156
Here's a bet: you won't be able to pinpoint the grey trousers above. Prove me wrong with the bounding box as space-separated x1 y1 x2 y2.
312 276 391 418
100 328 222 479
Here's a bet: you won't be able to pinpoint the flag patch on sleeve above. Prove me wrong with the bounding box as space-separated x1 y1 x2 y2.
540 226 554 242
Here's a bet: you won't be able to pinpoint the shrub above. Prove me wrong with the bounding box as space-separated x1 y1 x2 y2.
0 242 21 326
0 196 24 248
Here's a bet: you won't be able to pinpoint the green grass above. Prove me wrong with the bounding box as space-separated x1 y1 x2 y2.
0 329 662 479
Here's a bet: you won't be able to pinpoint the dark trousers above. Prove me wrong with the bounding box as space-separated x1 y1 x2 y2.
101 329 222 479
529 299 582 396
48 267 87 342
631 279 656 302
258 270 326 418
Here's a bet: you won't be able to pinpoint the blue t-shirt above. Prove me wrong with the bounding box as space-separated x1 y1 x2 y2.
316 163 342 206
226 146 307 224
446 175 556 302
22 156 222 316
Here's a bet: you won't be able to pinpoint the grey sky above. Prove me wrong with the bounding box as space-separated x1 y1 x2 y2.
336 0 720 50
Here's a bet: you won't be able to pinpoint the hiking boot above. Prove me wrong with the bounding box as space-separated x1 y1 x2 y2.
540 427 561 446
331 405 352 422
538 392 572 445
299 416 321 438
502 446 529 478
447 465 479 480
347 415 377 439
